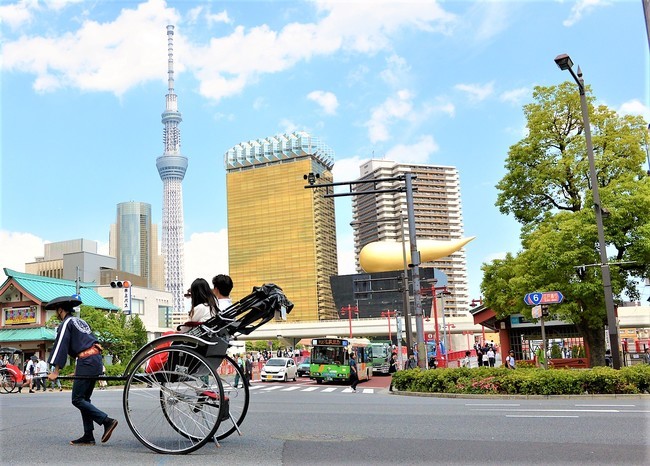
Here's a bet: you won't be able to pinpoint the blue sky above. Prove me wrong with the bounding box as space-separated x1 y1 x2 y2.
1 0 648 303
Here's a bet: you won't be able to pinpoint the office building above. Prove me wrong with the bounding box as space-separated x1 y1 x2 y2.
224 131 338 321
109 201 164 290
352 160 469 316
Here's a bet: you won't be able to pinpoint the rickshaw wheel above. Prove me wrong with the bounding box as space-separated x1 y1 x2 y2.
0 368 17 393
213 355 249 440
122 346 224 454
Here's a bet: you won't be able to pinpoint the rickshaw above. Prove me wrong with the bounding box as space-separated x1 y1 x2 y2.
0 346 24 394
60 283 293 455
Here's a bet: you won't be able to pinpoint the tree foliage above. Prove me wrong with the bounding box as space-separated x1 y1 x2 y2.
483 82 650 366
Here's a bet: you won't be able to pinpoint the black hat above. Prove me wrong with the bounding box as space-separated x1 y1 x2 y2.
44 296 82 312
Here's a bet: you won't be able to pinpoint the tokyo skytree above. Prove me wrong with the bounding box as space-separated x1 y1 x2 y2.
156 25 187 314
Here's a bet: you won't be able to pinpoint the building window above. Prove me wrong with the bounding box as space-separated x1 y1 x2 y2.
131 298 145 315
158 305 173 328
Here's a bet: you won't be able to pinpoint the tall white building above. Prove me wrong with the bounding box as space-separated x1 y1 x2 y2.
156 25 187 314
352 160 469 316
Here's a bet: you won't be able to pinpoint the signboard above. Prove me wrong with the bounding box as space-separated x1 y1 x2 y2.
3 306 37 325
122 285 132 315
524 291 564 306
531 305 542 319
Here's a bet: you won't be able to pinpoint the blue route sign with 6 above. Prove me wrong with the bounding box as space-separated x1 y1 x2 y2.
524 291 564 306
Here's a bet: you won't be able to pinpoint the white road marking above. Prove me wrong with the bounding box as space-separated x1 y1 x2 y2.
574 404 635 407
260 385 282 391
281 386 301 391
465 403 521 406
506 415 579 418
471 408 619 413
361 388 374 394
322 388 337 392
301 387 319 392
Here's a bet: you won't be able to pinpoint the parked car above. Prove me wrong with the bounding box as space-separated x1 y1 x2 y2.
297 357 310 377
260 357 297 382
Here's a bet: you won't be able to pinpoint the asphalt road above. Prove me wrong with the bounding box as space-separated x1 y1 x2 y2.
1 378 648 465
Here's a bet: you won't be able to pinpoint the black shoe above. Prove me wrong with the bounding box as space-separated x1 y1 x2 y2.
70 435 95 446
101 418 118 443
29 389 34 393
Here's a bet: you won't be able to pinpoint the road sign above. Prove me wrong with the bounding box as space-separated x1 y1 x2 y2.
524 291 564 306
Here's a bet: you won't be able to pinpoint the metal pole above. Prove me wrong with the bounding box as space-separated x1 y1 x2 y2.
399 214 413 352
432 286 440 356
540 315 548 370
396 311 403 369
575 68 621 369
441 292 447 360
405 173 425 368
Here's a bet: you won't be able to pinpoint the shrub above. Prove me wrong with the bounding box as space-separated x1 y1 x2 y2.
390 364 650 395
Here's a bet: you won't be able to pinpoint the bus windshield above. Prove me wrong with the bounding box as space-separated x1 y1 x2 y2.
311 346 347 365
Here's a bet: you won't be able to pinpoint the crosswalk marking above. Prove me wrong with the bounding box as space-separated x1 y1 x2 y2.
361 388 374 394
322 388 337 392
301 387 319 392
248 383 380 395
281 386 301 391
260 385 282 391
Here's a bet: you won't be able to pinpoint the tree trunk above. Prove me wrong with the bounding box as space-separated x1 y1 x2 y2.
575 321 606 367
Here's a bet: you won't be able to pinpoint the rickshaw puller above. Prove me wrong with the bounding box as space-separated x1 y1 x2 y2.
47 296 118 445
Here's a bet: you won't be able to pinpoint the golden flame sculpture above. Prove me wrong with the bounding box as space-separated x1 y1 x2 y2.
359 237 476 273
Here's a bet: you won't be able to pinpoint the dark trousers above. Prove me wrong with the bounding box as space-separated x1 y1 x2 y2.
71 377 108 434
350 372 359 390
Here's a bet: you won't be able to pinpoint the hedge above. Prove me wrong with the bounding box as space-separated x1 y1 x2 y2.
390 365 650 395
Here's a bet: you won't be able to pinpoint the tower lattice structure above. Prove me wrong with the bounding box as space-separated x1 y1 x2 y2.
156 25 187 314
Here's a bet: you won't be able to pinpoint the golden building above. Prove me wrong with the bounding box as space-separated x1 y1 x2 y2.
225 132 338 321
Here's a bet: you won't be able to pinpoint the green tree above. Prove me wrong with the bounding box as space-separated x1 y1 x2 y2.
483 82 650 367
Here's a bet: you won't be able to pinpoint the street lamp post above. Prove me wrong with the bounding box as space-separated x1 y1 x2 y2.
554 53 621 369
340 305 358 338
381 310 397 342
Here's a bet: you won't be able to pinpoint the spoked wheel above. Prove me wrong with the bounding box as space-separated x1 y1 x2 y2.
0 369 17 393
123 346 225 454
213 355 250 440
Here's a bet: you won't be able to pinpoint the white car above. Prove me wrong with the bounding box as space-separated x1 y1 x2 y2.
260 357 297 382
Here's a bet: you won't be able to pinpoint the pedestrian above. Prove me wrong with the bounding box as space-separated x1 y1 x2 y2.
234 354 244 387
487 347 495 367
49 364 63 391
481 350 489 368
505 350 516 369
388 352 398 392
406 352 417 369
349 351 359 392
605 349 612 367
461 350 471 368
212 274 233 309
244 353 253 383
36 357 48 391
643 348 650 365
428 355 437 369
25 356 36 392
99 365 108 390
46 296 118 446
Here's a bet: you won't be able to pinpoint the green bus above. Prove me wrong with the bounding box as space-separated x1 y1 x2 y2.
370 341 392 374
309 337 373 384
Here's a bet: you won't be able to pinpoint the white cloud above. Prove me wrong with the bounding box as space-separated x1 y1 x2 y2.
279 118 299 134
499 87 530 106
206 10 231 26
366 89 414 143
1 0 455 100
384 135 439 164
183 230 229 289
471 0 512 42
563 0 609 27
454 81 495 102
332 155 368 183
307 90 339 115
2 0 180 95
380 54 411 86
0 0 36 30
0 230 48 276
336 232 357 276
618 99 650 121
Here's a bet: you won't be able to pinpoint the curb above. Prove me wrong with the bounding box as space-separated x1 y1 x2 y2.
390 391 650 399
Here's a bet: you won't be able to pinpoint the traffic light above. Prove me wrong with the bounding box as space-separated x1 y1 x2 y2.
110 280 131 289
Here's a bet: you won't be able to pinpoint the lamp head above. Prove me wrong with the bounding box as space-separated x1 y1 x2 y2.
554 53 574 71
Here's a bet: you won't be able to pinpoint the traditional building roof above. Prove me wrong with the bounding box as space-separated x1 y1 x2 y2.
1 268 119 311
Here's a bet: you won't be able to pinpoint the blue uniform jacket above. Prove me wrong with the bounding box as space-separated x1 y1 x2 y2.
48 314 102 376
